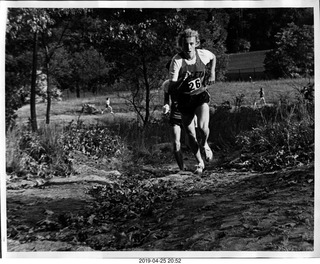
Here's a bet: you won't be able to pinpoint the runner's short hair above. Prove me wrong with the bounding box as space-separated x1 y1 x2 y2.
177 28 200 49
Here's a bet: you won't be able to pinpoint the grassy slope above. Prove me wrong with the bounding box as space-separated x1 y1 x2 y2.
209 78 306 106
15 78 310 126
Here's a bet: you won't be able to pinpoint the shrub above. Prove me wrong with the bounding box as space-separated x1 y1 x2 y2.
62 121 126 159
6 125 73 177
235 106 314 172
264 23 314 78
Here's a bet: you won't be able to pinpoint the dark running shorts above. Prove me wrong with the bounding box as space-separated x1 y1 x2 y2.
177 91 210 115
169 101 182 126
169 114 182 126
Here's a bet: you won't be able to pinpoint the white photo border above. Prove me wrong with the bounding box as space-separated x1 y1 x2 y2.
1 0 319 261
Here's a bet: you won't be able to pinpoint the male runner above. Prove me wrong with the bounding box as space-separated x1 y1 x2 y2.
168 28 216 174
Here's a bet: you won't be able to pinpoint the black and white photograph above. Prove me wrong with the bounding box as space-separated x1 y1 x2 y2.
0 0 319 262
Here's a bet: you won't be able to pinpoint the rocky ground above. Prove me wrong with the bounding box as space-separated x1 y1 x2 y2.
5 152 314 253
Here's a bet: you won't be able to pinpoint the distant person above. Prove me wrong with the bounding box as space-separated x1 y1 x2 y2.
259 87 266 105
168 28 216 174
103 97 114 114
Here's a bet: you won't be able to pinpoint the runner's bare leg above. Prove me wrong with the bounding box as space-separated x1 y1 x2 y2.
195 103 212 161
172 124 184 170
182 114 204 167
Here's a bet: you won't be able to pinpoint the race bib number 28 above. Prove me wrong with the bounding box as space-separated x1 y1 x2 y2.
188 77 202 90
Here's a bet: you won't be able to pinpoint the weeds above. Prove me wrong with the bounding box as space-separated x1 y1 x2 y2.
6 124 73 178
235 121 314 171
7 78 314 176
234 92 314 171
62 120 126 159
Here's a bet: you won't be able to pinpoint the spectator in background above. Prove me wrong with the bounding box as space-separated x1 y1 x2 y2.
259 87 266 105
103 97 114 114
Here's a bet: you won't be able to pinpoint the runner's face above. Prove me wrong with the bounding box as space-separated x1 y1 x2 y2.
182 37 197 59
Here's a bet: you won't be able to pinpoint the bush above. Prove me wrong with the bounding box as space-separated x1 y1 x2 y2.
235 121 314 171
235 100 314 172
6 125 73 177
6 120 130 177
62 121 126 159
209 88 314 171
264 23 314 78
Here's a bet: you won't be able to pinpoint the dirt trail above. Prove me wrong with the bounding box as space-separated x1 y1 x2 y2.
138 165 314 251
6 157 314 252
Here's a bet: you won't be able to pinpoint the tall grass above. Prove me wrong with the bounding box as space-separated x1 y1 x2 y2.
6 127 23 174
224 89 314 171
101 116 174 165
6 123 73 177
7 78 314 176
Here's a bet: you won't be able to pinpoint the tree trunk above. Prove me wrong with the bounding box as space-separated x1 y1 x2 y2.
45 63 51 124
44 46 51 124
142 56 150 127
30 32 38 132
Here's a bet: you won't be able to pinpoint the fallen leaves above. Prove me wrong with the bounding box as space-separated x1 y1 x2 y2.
6 160 314 252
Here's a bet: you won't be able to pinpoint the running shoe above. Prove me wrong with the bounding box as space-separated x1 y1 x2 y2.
203 144 213 162
194 163 205 174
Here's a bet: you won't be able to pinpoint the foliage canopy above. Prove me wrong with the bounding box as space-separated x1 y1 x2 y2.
5 7 314 129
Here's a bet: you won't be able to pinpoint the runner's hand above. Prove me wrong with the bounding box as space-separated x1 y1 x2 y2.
162 104 170 114
206 75 215 86
183 71 191 81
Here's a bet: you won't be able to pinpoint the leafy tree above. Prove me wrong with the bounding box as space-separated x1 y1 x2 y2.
264 23 314 78
224 8 313 53
93 9 184 126
6 8 88 128
37 9 87 123
6 8 55 131
73 47 109 95
50 11 111 98
48 46 72 92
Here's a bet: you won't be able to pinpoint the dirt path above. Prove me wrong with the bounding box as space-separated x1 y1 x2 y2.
6 159 314 252
138 165 314 251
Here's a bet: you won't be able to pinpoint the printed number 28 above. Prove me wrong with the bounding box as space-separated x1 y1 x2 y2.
188 78 201 90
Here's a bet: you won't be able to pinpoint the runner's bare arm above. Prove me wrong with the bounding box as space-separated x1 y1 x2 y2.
207 53 216 85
